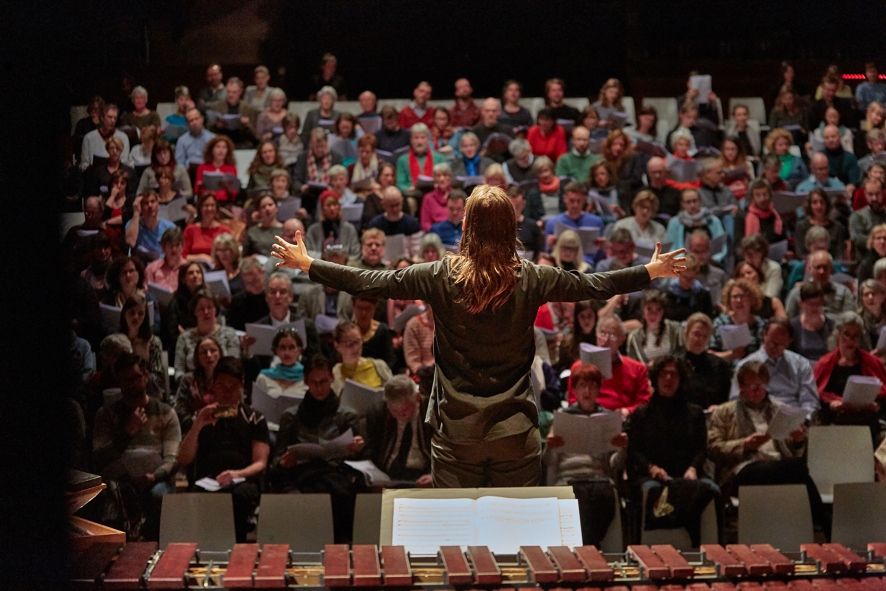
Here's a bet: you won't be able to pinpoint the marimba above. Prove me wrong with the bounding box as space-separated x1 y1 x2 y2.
68 542 886 590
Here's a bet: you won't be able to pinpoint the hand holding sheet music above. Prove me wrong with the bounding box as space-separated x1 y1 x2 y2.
717 323 753 351
767 404 806 439
551 411 624 455
579 343 612 378
842 375 881 408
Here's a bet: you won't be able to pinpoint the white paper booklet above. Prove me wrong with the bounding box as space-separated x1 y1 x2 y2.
245 319 306 357
392 496 582 556
767 404 807 439
718 323 752 350
340 379 384 416
194 476 245 492
578 343 612 378
843 375 881 407
286 428 354 461
552 410 623 455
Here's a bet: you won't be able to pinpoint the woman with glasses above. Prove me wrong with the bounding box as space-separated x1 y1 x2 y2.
331 321 392 394
709 278 765 361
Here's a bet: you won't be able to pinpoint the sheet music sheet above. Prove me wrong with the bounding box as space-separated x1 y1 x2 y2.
475 496 564 555
557 499 584 548
843 375 881 407
579 343 612 378
392 498 477 555
718 323 753 350
767 404 806 439
552 410 623 455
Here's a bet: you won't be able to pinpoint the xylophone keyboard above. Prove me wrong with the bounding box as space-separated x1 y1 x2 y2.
66 542 886 590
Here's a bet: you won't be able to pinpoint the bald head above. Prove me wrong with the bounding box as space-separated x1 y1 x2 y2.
810 152 830 180
823 124 841 150
480 97 501 126
647 156 668 186
571 125 590 153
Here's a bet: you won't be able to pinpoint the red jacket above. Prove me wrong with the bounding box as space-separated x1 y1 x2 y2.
813 348 886 404
567 356 652 413
398 105 436 130
527 125 567 163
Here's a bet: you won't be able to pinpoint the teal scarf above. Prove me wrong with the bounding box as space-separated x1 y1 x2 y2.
260 362 304 382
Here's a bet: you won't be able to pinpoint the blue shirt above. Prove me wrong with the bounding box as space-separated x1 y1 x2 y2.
795 175 845 194
126 217 175 258
855 81 886 111
430 220 462 246
175 128 215 167
729 347 820 418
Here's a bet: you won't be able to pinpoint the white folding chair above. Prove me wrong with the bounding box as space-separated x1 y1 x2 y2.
334 101 360 116
728 97 767 126
287 101 314 131
233 149 255 188
807 425 875 503
352 493 382 545
622 96 637 128
519 97 545 120
155 102 176 122
830 482 886 551
256 493 334 552
642 97 679 138
160 493 236 552
563 97 590 113
738 484 812 552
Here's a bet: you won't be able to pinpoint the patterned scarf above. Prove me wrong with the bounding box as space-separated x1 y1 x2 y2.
351 155 379 182
306 150 332 184
745 203 783 236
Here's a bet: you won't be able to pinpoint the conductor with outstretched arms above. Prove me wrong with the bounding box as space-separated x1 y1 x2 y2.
272 185 686 487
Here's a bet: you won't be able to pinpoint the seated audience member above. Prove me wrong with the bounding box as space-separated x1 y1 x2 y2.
255 327 309 403
418 233 446 263
367 187 422 256
784 250 856 317
254 88 288 142
859 279 886 349
697 157 739 226
850 179 886 256
395 123 445 194
709 278 765 361
404 305 435 389
63 196 109 270
789 282 834 362
628 356 720 548
644 155 682 218
794 188 849 260
176 108 215 169
552 230 590 273
358 162 396 228
349 228 387 271
243 194 282 257
626 104 660 146
594 228 640 273
161 262 204 350
73 95 104 161
543 77 581 124
197 63 226 112
430 191 466 248
739 179 785 246
223 257 269 332
136 140 194 200
527 108 568 163
719 137 755 202
429 107 456 154
567 316 652 415
130 124 157 168
471 98 513 163
664 254 714 321
419 163 453 232
759 154 788 192
323 164 358 209
163 85 192 142
102 255 146 309
278 115 304 167
544 182 604 251
178 357 269 542
855 164 886 210
856 62 886 111
667 102 718 153
821 124 861 191
677 313 732 409
270 355 364 542
665 189 727 264
784 227 838 293
247 141 285 191
297 246 354 327
601 130 645 202
587 162 623 226
738 234 783 300
92 353 180 540
399 81 435 130
125 192 175 262
687 230 727 305
207 77 257 148
82 136 135 200
116 294 166 400
498 79 533 130
810 107 855 155
448 77 480 128
306 190 361 259
678 72 722 128
182 192 232 266
374 106 411 154
555 126 599 182
612 190 667 246
98 170 132 239
145 227 184 292
858 128 885 173
707 360 827 532
244 65 279 111
210 233 244 304
508 185 544 261
332 321 393 393
768 88 809 140
626 289 684 367
310 54 346 99
291 128 344 196
526 155 562 220
352 295 396 371
554 300 599 374
725 105 760 159
194 136 239 203
349 135 380 184
451 131 494 180
592 78 626 127
503 138 536 185
365 375 432 485
814 313 886 434
80 103 131 169
173 335 221 433
811 73 857 130
328 113 360 167
730 318 820 418
734 260 786 321
545 362 625 546
173 290 241 380
796 152 845 194
764 128 808 189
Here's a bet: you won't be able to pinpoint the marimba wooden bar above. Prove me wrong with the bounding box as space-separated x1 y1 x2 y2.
67 541 886 589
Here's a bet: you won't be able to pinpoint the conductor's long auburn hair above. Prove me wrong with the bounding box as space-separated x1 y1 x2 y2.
450 185 521 314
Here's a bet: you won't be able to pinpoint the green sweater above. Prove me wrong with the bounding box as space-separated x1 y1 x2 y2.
395 151 445 192
309 258 650 443
554 150 601 183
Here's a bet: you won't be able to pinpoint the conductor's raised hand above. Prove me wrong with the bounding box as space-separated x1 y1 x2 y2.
644 242 687 280
271 231 314 272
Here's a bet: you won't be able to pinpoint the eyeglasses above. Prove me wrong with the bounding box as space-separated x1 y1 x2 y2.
598 331 620 340
267 288 290 296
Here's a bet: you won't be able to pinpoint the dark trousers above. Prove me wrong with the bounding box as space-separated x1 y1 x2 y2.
230 481 261 542
570 479 617 546
431 428 542 488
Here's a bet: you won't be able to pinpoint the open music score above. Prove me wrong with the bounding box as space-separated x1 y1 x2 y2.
66 541 886 589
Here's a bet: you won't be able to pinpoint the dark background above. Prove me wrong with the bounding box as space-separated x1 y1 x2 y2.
0 1 882 587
